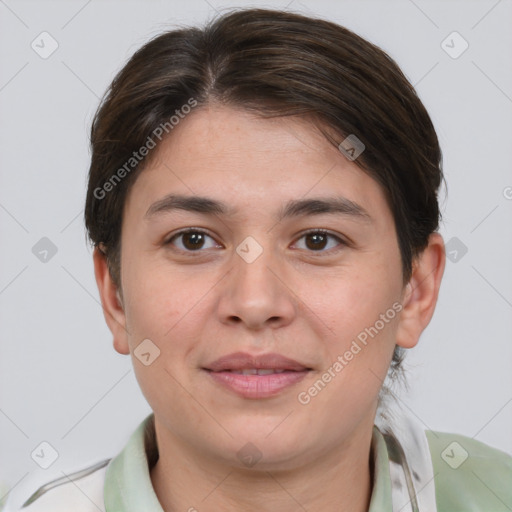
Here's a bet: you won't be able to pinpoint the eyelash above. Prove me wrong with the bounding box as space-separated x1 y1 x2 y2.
164 228 348 255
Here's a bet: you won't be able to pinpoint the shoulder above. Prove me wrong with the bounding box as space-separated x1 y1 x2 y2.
425 430 512 511
10 459 110 512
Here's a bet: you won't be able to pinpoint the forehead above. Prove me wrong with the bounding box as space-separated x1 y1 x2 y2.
123 105 392 226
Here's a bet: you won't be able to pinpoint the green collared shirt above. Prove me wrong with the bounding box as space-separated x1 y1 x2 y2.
102 414 396 511
103 414 512 512
16 412 512 511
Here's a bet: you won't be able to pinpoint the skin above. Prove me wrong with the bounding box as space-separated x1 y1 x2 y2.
94 105 445 512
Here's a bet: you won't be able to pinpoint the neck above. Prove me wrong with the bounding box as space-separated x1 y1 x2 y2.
149 419 375 512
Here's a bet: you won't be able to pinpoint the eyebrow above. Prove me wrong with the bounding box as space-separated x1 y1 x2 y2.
144 193 372 222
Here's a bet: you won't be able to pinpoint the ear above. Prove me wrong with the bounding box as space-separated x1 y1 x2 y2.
396 233 446 349
93 246 130 355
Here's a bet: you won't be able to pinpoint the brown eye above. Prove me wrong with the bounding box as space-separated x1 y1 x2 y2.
166 229 220 252
294 230 345 253
305 232 328 250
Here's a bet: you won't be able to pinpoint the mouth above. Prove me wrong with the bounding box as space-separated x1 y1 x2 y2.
203 352 312 399
204 351 311 372
217 368 296 375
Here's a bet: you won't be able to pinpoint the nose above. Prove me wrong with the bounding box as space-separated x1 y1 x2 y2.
215 240 297 331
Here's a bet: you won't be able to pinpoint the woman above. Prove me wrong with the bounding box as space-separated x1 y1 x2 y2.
15 7 512 512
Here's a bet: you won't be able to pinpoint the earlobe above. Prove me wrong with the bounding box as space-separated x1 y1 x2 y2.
396 233 446 349
92 246 130 355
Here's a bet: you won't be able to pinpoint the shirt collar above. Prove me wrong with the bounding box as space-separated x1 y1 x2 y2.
104 414 163 511
368 423 394 510
103 413 393 511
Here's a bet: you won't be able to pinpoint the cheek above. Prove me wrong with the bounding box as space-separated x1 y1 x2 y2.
310 269 400 333
124 281 203 412
122 269 213 385
122 258 194 337
305 268 401 386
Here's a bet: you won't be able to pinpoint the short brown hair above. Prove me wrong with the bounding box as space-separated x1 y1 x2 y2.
84 7 444 382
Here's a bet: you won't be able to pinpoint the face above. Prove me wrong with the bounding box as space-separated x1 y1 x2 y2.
103 105 414 469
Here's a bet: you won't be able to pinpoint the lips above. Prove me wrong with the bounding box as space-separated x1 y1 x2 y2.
203 352 312 399
228 368 287 375
204 352 311 372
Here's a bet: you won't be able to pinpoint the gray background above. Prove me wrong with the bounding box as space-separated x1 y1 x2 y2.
1 0 511 508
